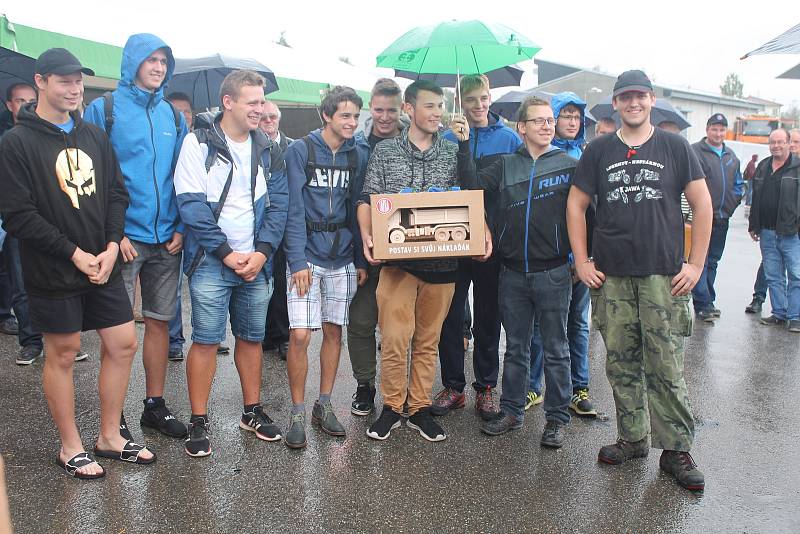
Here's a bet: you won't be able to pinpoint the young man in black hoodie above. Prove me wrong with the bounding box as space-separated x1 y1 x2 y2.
0 49 153 479
455 96 575 448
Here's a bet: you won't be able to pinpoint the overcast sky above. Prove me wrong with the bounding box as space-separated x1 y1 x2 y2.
4 0 799 108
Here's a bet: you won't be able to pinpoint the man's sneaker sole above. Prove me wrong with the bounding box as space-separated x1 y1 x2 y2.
351 405 373 417
15 357 37 366
74 352 89 362
366 420 401 441
238 420 282 442
311 415 346 437
184 444 212 458
481 422 523 436
570 404 598 417
598 449 649 465
140 418 188 438
406 421 446 442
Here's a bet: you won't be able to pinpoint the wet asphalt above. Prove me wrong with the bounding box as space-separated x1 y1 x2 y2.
0 213 799 533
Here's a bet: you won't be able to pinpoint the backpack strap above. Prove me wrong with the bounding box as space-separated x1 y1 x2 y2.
102 92 114 136
163 99 182 137
302 136 317 186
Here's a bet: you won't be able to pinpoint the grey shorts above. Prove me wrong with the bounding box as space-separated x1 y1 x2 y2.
121 239 181 322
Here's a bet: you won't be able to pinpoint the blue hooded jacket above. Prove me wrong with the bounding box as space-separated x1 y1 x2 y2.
284 129 369 273
442 111 521 159
550 92 586 159
84 33 188 244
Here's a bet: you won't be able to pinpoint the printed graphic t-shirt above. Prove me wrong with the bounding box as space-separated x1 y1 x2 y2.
572 128 704 277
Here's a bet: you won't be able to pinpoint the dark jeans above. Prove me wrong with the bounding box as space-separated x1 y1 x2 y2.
264 246 289 347
438 255 501 392
347 263 380 384
168 272 185 351
753 263 767 302
499 264 572 423
0 250 13 322
692 218 730 312
528 281 590 394
2 237 43 349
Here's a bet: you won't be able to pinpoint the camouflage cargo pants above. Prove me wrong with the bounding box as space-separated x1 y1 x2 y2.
591 275 695 451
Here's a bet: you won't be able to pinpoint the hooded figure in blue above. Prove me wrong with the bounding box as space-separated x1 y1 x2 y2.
84 33 188 244
550 92 586 159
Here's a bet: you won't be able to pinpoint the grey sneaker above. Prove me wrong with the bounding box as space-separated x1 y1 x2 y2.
598 438 649 465
312 401 346 437
788 320 800 333
285 412 307 449
480 412 523 436
761 315 786 326
540 420 564 448
659 450 704 491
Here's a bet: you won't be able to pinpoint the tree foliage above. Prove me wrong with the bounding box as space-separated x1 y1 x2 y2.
720 73 744 98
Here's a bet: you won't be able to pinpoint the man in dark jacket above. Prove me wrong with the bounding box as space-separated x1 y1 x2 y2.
0 48 153 479
455 96 574 448
691 114 743 321
748 128 800 332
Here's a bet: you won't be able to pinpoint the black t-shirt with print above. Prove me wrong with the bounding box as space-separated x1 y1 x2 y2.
572 128 704 277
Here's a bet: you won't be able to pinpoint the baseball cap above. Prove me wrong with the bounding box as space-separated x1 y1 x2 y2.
612 70 653 97
35 48 95 77
707 113 728 127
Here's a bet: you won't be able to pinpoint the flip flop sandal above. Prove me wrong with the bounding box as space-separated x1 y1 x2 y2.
55 452 106 480
94 440 157 465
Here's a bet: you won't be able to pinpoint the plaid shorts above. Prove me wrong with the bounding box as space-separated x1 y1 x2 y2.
287 262 357 329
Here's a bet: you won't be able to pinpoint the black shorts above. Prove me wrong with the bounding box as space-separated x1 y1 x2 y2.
28 278 134 334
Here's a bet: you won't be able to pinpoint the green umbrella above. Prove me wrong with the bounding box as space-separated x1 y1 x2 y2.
376 20 541 75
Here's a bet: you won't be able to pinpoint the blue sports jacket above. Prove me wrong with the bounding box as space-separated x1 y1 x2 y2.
550 92 586 159
84 33 188 244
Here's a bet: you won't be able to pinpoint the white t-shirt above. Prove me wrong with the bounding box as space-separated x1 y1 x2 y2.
218 135 256 253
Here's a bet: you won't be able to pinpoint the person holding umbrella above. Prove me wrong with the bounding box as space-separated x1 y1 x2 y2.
567 70 711 491
84 33 189 441
432 74 520 421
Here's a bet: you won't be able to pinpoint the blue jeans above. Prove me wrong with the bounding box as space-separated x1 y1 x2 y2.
753 263 768 301
188 254 272 344
168 274 185 351
528 281 590 394
692 218 730 312
2 237 43 349
499 264 572 423
759 229 800 321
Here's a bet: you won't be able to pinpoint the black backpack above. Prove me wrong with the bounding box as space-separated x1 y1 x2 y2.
102 92 181 137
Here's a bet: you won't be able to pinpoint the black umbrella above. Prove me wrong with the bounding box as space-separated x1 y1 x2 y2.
0 46 35 101
169 54 279 110
489 88 597 129
395 64 524 88
590 96 690 130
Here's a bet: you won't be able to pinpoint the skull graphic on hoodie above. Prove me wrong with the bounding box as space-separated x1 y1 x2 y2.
55 148 96 209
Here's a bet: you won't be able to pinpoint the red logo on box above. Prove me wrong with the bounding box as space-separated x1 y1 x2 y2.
376 197 393 214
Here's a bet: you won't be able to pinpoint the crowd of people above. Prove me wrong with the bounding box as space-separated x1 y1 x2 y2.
2 32 800 494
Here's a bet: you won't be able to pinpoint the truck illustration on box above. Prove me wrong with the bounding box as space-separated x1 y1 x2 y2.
387 206 470 243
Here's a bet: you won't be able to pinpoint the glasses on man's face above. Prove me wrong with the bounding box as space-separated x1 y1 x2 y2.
558 114 582 123
523 117 556 127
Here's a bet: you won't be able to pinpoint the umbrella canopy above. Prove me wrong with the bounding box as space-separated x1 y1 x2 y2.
170 54 279 109
590 96 690 131
741 23 800 58
0 46 35 100
395 64 524 88
489 88 596 128
376 20 540 75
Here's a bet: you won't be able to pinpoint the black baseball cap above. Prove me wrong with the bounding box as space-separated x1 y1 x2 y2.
613 70 653 97
35 48 95 76
707 113 728 127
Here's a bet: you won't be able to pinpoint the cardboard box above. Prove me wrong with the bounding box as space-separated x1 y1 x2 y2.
370 190 485 261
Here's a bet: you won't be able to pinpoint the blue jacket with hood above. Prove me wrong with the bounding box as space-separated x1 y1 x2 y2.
284 129 369 273
550 92 586 159
84 33 188 244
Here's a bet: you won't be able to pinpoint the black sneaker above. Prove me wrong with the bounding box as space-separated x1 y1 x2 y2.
709 307 721 318
120 412 133 441
15 345 42 366
540 420 564 448
789 320 800 333
351 382 376 416
240 405 282 441
141 399 188 438
278 341 288 361
168 347 184 362
659 450 704 491
745 298 763 314
598 438 649 465
480 412 523 436
74 351 89 362
185 416 212 457
406 408 446 442
217 344 230 355
696 309 716 322
366 406 402 440
760 315 786 326
0 317 18 335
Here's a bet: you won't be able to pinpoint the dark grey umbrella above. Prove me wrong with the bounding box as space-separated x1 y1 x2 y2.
170 54 279 110
741 23 800 58
489 88 596 128
590 96 690 130
395 64 524 88
778 62 800 79
0 46 35 101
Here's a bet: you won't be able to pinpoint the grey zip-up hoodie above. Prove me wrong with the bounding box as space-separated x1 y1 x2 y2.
360 128 459 275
